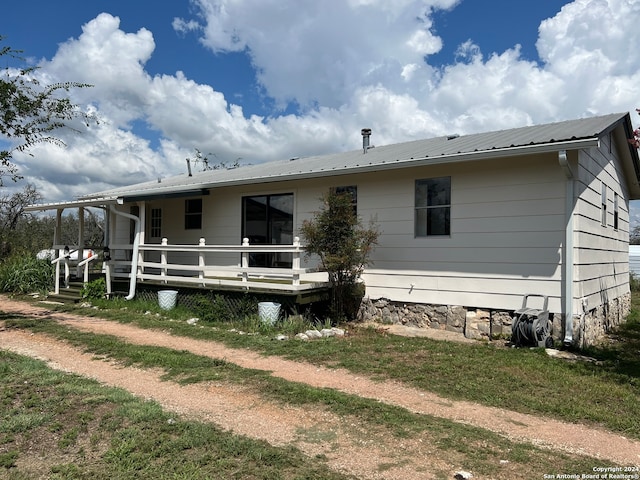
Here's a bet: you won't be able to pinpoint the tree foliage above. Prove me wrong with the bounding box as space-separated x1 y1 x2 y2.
186 148 241 173
0 184 104 260
300 190 379 321
630 109 640 149
0 38 94 184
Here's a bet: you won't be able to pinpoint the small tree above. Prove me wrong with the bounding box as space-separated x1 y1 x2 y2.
0 38 94 184
300 190 379 321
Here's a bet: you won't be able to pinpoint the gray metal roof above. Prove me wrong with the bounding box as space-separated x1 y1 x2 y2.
72 112 635 201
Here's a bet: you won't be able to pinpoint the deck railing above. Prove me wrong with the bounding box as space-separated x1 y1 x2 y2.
50 246 99 294
103 237 325 293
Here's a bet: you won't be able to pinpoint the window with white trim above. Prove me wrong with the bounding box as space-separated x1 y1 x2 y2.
415 177 451 236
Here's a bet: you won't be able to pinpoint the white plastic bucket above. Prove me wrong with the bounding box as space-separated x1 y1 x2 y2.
258 302 281 325
158 290 178 310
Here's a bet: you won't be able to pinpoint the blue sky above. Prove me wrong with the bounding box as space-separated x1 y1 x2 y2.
2 0 640 214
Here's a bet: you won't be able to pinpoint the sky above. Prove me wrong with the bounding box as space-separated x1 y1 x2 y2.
2 0 640 221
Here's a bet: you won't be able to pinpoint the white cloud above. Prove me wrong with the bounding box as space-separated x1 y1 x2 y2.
6 0 640 212
183 0 458 109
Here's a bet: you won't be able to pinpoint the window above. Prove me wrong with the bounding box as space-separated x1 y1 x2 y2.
150 208 162 239
601 182 607 227
614 192 619 231
415 177 450 236
185 199 202 230
333 185 357 216
242 193 294 267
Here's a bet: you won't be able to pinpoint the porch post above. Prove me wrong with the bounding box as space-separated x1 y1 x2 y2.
77 207 85 279
198 238 205 285
137 202 146 277
241 238 249 283
54 209 63 294
292 236 301 286
104 206 112 297
161 237 168 283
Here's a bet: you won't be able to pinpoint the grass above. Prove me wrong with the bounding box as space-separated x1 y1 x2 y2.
0 351 349 480
2 293 640 477
34 292 640 439
0 331 603 479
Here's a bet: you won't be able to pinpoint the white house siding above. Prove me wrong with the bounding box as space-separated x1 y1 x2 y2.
351 154 567 315
113 136 632 345
572 134 631 343
121 155 569 316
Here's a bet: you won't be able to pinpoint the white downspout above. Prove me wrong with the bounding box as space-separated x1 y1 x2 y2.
558 150 574 345
110 206 140 300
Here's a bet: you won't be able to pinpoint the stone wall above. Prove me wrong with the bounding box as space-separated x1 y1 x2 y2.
356 298 515 341
570 292 630 348
357 294 631 346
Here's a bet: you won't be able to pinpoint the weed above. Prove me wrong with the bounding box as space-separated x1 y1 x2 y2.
0 253 54 294
81 278 106 299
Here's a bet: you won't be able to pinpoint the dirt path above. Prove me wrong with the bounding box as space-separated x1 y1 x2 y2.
1 296 640 478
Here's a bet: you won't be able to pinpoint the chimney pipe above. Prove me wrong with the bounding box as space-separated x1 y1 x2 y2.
186 158 193 177
361 128 371 153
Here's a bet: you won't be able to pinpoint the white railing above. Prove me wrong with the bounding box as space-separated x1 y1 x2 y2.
50 246 99 294
104 237 325 293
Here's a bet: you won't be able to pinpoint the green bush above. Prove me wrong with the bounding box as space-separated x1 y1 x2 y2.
192 294 232 322
631 273 640 292
81 277 106 299
0 253 54 294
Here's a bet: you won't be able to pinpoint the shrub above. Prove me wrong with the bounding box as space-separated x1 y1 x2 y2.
192 294 233 322
0 253 54 294
300 190 379 322
81 278 106 299
631 272 640 292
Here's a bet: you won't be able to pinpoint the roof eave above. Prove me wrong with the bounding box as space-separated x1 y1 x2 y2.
24 197 119 212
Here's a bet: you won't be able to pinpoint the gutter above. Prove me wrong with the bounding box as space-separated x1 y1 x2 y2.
558 149 574 345
109 206 140 300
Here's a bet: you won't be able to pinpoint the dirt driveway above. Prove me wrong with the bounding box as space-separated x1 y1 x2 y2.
1 295 639 479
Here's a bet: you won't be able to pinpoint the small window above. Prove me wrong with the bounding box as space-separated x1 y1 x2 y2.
333 185 357 216
185 199 202 230
415 177 451 236
601 182 607 227
614 192 619 231
150 208 162 239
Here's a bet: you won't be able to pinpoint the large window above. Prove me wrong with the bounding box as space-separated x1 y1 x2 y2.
185 199 202 230
242 193 294 267
415 177 451 236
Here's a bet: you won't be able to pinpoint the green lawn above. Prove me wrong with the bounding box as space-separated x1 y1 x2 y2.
1 292 638 478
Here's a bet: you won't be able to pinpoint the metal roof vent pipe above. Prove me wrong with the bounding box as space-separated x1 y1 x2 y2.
361 128 372 153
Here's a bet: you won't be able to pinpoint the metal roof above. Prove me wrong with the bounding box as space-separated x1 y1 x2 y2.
27 112 640 211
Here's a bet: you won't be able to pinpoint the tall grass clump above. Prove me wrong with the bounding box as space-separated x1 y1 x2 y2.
0 252 54 294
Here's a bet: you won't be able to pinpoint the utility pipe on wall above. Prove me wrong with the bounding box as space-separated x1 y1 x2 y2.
109 206 140 300
558 149 574 345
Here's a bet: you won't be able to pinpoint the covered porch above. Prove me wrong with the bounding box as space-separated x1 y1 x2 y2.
26 198 330 303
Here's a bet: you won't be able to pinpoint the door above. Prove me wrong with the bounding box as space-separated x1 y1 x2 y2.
242 193 293 267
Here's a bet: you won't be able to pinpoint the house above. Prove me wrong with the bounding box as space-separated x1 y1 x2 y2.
26 112 640 347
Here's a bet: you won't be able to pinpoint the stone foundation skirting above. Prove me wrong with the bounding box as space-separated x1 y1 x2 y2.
357 294 631 346
570 292 630 348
